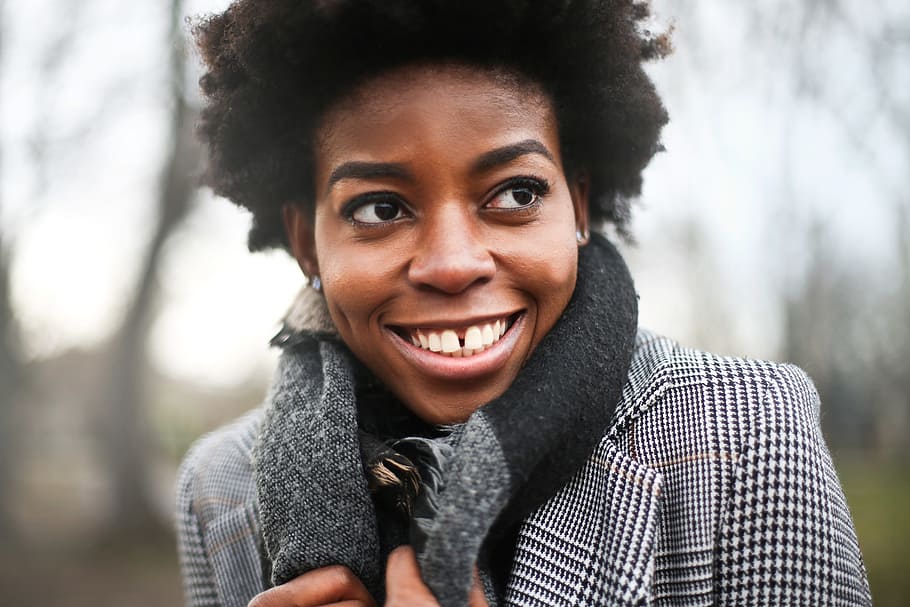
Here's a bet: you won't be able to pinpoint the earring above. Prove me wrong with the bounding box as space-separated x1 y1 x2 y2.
576 230 588 244
311 276 322 292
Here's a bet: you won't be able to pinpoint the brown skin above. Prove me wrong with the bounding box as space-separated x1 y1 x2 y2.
279 64 588 606
285 64 589 426
247 546 489 607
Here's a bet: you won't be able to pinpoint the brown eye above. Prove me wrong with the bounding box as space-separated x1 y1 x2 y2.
510 189 535 206
487 178 548 210
348 197 408 224
373 201 401 221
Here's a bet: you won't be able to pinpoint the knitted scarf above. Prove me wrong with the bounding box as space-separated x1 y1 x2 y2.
254 234 638 606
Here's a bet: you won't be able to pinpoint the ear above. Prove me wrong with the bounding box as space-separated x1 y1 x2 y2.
282 203 320 279
568 170 590 246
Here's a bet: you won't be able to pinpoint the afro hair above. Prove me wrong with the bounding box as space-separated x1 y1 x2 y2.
193 0 671 250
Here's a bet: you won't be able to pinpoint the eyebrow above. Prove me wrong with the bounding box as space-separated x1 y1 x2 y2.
326 162 412 190
325 139 557 190
471 139 557 175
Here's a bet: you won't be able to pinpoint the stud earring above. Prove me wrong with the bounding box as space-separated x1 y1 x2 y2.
576 230 588 244
311 276 322 292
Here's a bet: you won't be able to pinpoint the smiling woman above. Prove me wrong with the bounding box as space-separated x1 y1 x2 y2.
285 65 585 424
176 2 870 607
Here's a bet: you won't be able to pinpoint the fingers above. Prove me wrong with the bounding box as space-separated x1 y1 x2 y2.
385 546 423 582
248 565 377 607
384 546 439 607
385 546 489 607
468 569 489 607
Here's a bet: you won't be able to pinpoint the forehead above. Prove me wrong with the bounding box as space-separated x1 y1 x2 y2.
313 64 560 183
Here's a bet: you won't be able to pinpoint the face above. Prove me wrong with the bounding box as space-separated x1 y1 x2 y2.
285 65 589 424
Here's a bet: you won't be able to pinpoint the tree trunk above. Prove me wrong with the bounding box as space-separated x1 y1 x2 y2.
99 0 199 536
0 0 23 545
0 239 22 544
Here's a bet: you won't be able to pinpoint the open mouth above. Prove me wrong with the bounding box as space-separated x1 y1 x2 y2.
390 314 519 358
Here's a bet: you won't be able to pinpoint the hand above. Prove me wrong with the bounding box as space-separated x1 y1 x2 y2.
384 546 489 607
247 565 377 607
247 546 489 607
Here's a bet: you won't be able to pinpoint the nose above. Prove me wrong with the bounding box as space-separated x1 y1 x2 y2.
407 205 496 294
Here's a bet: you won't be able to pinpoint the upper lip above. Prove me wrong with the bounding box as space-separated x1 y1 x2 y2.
384 311 521 330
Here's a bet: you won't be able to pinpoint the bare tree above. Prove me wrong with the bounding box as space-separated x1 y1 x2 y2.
765 0 910 455
0 224 23 546
99 0 201 535
0 0 24 544
655 0 910 455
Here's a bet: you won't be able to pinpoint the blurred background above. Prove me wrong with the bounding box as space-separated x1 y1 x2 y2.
0 0 906 604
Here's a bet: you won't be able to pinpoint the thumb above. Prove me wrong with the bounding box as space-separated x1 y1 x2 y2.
384 546 439 606
384 546 489 607
468 568 489 607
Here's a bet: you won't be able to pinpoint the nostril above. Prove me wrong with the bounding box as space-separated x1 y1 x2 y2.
407 252 496 294
410 264 494 294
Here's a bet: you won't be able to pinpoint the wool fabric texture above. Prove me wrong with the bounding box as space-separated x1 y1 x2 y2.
253 234 638 606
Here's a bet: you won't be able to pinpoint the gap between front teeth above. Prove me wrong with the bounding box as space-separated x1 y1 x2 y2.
410 319 509 358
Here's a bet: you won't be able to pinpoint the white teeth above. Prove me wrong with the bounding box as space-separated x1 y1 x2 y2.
407 316 512 357
481 324 494 347
440 330 460 353
464 326 483 350
428 332 442 352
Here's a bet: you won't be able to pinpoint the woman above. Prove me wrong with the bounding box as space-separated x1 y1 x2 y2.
177 1 871 606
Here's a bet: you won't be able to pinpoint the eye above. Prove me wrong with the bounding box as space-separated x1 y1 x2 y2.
486 177 550 210
344 193 409 225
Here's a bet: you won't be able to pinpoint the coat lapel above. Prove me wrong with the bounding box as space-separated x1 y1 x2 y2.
505 440 663 606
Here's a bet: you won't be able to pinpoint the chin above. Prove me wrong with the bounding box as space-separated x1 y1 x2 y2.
409 387 505 425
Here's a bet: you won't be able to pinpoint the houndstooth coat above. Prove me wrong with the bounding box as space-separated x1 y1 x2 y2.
176 329 871 606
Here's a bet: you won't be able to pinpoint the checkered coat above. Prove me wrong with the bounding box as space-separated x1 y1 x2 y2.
176 330 871 606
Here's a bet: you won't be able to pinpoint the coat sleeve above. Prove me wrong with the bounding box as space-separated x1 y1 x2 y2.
176 445 222 607
714 363 871 605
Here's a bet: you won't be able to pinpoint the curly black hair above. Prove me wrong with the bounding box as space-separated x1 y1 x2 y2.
193 0 671 251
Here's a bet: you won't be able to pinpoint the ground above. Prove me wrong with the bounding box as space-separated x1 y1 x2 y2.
0 534 182 606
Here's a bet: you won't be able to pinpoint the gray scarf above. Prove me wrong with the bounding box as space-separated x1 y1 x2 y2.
254 234 638 606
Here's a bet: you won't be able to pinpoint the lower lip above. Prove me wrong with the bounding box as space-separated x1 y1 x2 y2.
385 314 526 381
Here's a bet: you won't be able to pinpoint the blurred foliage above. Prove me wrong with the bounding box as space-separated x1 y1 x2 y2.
838 457 910 606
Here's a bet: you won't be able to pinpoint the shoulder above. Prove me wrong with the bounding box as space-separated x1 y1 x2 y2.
607 328 826 512
176 408 264 525
609 331 870 604
609 329 821 457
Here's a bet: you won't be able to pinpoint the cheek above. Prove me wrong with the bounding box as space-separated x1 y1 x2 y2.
312 212 382 331
506 207 579 295
317 242 405 334
511 243 576 287
533 241 579 304
530 246 578 348
509 226 579 337
320 257 377 328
